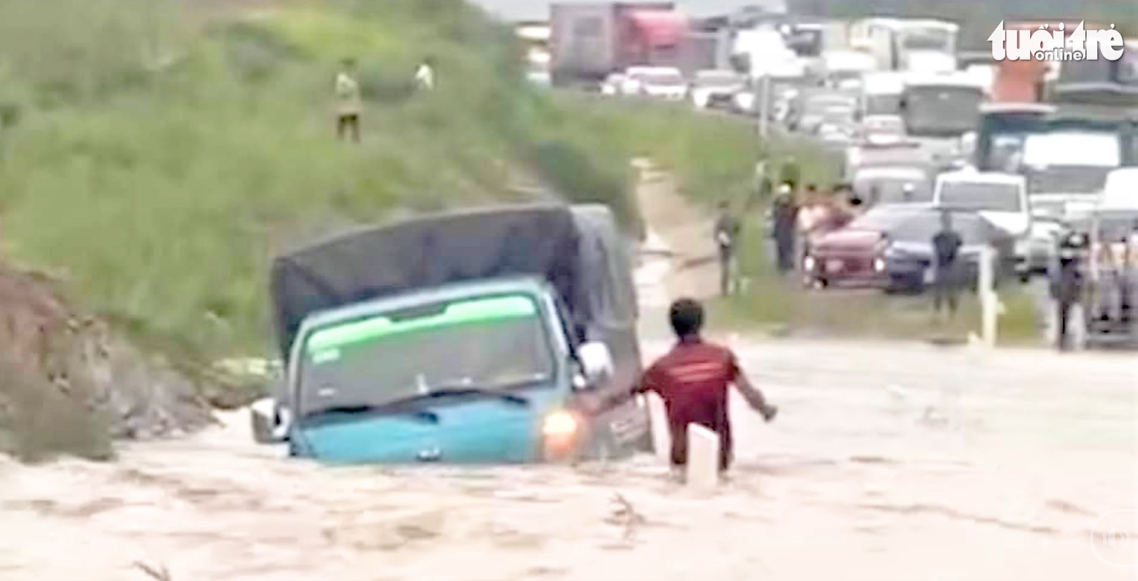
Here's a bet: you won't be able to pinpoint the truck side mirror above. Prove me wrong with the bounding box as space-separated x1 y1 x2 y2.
250 397 290 444
575 341 614 389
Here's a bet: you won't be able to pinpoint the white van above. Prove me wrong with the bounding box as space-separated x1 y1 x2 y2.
933 169 1032 277
1101 168 1138 210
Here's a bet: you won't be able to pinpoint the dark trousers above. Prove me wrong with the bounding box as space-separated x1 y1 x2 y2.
719 246 734 296
1056 298 1074 351
337 114 360 142
774 231 795 274
933 265 959 314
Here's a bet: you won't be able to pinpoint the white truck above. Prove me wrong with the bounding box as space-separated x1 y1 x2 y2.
848 18 958 73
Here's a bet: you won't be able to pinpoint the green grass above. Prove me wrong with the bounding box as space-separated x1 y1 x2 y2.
708 215 1044 345
0 0 786 369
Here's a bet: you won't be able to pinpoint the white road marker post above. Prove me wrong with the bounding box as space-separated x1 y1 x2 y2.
757 74 771 140
977 245 1004 348
686 423 720 490
645 393 671 463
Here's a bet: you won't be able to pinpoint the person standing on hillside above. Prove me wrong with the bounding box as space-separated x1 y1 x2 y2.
415 56 435 92
577 298 778 474
931 211 964 319
334 58 363 142
714 201 742 296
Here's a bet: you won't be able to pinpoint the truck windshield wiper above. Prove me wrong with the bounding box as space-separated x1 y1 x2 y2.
304 384 532 421
311 404 440 423
420 385 531 407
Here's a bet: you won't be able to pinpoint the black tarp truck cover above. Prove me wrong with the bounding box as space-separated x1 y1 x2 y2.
269 203 635 362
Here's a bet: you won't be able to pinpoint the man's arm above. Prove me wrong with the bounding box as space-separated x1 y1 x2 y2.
728 352 777 421
576 368 653 415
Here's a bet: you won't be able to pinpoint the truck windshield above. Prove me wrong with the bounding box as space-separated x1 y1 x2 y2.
938 181 1022 212
298 294 555 416
901 29 953 52
805 94 857 115
1027 166 1113 195
864 93 902 116
903 86 983 137
1095 213 1138 241
855 176 932 203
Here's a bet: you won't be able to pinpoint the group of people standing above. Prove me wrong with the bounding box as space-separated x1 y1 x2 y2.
768 181 863 276
762 180 968 320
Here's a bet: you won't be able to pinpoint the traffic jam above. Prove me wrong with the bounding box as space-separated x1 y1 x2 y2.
519 6 1138 349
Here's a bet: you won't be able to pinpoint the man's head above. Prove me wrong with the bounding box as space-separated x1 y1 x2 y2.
341 58 356 71
718 200 729 211
940 210 953 230
669 298 704 339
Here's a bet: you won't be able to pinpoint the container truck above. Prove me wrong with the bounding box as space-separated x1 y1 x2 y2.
549 2 687 87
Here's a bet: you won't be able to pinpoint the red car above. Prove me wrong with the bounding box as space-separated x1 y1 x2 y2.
803 204 1015 292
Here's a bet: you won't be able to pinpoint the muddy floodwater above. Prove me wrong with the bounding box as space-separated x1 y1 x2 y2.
0 336 1135 581
1 204 1136 580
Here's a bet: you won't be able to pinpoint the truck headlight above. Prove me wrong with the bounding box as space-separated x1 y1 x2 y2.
873 258 886 272
803 255 816 271
541 410 581 462
542 411 578 437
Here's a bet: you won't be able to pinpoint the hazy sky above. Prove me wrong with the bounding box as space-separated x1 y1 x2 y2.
470 0 775 22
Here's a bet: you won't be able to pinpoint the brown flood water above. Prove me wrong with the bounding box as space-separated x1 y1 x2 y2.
0 231 1135 581
0 336 1135 581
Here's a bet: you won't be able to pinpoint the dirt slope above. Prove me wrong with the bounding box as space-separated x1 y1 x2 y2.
0 262 214 459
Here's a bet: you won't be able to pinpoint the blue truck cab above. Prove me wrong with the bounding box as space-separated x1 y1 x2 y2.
250 204 650 464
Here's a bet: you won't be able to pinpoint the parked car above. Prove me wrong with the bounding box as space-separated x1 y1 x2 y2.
933 170 1032 281
789 89 858 133
690 69 746 109
601 73 625 96
804 205 1015 292
859 114 907 142
851 166 932 206
623 66 687 100
801 203 927 288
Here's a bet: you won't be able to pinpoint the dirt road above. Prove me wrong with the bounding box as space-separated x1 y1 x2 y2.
0 167 1135 580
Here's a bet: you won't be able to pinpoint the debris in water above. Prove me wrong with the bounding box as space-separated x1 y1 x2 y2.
134 561 172 581
606 492 647 541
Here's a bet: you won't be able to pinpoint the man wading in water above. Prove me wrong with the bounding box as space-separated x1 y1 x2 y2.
579 298 778 474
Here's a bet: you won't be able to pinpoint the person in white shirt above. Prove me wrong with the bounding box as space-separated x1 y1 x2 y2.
334 59 362 142
415 57 435 91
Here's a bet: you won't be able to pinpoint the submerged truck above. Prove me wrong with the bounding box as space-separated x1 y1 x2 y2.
250 204 651 464
549 2 688 87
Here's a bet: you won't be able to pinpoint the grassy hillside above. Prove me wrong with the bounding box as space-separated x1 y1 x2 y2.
0 0 815 376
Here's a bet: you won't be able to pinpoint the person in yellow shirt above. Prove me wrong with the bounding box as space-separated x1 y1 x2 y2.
334 58 362 142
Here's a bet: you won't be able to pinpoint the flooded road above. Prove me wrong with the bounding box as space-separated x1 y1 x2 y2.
0 335 1135 581
1 176 1136 581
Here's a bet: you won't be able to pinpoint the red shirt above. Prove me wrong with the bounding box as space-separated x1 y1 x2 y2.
635 338 739 468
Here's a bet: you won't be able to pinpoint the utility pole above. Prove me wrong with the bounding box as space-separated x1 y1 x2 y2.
757 74 771 140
